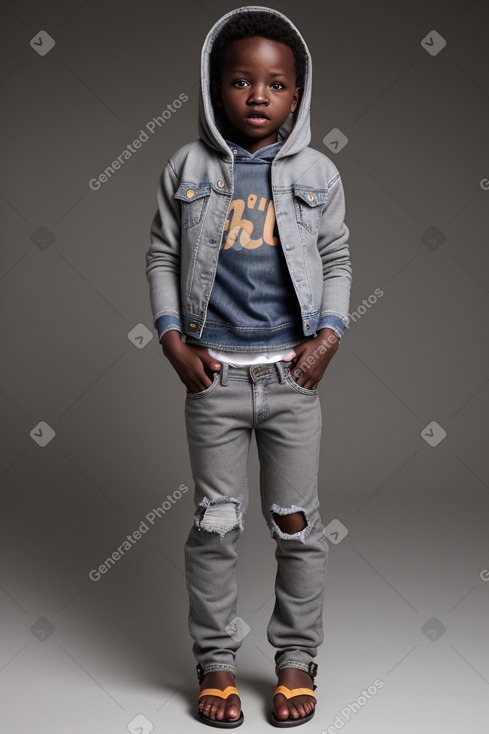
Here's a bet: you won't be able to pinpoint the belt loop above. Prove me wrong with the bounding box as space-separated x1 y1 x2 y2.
275 360 286 384
220 362 229 386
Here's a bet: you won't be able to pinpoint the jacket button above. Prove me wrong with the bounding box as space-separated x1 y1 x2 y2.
217 180 225 188
186 189 195 198
189 322 197 329
305 323 310 330
307 194 314 202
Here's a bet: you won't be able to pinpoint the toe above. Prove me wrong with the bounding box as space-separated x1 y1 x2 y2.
226 694 241 720
274 692 315 721
226 704 239 720
273 695 291 721
199 696 218 720
276 705 291 720
289 703 301 719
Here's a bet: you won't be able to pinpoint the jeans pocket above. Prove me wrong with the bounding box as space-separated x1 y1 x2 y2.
284 362 319 396
185 368 219 399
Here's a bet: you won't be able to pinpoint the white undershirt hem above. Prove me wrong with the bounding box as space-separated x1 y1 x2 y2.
208 347 296 367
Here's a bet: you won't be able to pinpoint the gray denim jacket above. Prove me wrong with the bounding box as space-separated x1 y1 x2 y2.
146 6 352 344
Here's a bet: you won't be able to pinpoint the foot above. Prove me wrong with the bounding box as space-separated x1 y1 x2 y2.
273 668 316 722
198 669 242 724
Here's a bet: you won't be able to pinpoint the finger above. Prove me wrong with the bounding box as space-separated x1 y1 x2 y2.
295 370 318 389
282 350 296 361
200 348 222 371
197 370 214 390
187 376 213 393
207 360 221 370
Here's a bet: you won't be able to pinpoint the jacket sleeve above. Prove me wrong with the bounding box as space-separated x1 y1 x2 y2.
145 159 183 342
316 171 352 336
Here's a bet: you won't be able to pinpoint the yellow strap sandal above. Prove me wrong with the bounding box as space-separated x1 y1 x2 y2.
197 664 244 728
271 662 318 727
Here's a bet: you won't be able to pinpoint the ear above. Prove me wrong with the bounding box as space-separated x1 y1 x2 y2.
211 81 223 109
290 87 302 113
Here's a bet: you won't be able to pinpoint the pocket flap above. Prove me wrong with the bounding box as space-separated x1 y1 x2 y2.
174 182 212 202
293 186 328 207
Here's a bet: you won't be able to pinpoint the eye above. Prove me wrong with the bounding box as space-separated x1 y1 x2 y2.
232 79 249 88
270 82 285 91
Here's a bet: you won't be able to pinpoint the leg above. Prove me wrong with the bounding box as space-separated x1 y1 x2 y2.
254 363 328 723
184 368 252 723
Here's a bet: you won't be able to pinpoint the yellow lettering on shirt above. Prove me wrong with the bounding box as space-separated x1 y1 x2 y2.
223 196 279 250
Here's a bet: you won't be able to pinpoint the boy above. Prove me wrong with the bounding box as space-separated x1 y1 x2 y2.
146 6 351 728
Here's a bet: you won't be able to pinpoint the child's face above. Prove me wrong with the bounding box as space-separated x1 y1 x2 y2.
212 36 301 154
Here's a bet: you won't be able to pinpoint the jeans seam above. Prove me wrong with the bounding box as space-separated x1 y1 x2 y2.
276 660 311 675
203 664 237 676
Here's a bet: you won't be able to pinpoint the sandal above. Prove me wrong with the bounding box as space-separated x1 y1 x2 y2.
271 662 318 727
197 663 244 728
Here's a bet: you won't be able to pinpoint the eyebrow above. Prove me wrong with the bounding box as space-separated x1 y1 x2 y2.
231 70 289 78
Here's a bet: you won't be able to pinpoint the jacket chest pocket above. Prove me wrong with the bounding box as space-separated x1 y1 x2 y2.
174 182 212 229
293 186 328 236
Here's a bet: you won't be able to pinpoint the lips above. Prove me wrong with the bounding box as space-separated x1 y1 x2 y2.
247 112 269 119
246 116 270 127
246 111 270 127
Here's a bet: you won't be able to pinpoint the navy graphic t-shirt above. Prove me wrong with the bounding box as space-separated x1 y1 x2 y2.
189 140 304 351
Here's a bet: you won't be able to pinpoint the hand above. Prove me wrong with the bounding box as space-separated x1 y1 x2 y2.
161 330 221 393
290 328 340 390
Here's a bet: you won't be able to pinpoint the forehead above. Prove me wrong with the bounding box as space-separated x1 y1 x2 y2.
223 36 296 71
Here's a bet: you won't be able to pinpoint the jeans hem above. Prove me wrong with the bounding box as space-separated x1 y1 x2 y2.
275 660 313 676
202 663 237 677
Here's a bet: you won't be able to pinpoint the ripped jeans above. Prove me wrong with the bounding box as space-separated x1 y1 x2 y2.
183 359 328 678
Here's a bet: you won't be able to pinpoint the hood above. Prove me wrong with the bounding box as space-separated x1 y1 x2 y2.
198 6 312 161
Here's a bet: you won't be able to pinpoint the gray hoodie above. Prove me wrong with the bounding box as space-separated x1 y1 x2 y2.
146 6 352 345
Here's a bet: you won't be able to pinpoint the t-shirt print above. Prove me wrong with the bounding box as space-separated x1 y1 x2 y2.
222 195 279 250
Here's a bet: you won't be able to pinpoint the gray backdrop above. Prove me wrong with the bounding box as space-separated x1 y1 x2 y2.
1 1 488 732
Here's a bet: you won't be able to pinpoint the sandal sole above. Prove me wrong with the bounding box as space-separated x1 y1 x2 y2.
270 710 315 727
198 710 244 728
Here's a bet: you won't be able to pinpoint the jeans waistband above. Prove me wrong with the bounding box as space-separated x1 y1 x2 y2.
216 360 292 386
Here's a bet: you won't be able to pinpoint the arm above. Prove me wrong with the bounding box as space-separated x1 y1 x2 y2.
292 172 351 389
316 172 352 330
146 160 183 333
146 162 220 392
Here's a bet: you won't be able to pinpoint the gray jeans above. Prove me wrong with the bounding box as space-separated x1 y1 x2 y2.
183 359 328 678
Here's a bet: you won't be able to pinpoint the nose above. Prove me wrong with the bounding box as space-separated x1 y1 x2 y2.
248 84 269 105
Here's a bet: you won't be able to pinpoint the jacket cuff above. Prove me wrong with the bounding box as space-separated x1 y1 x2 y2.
155 314 182 342
317 314 346 339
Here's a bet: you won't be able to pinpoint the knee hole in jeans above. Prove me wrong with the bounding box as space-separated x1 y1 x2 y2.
273 511 307 535
269 504 311 543
196 497 243 540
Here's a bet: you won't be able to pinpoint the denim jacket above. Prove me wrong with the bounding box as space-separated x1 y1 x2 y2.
146 6 352 344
